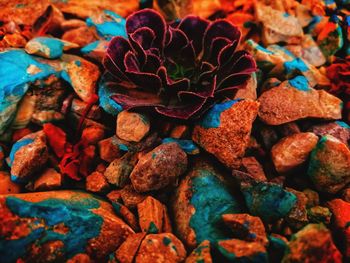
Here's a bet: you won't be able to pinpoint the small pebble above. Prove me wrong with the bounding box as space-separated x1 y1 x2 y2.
98 136 122 162
130 142 187 192
86 171 110 193
116 111 150 142
33 168 62 191
104 153 137 187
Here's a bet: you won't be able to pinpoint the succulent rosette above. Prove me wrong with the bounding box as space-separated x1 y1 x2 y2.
103 9 256 119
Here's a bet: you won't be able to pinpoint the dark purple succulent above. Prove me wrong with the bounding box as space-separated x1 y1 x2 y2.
103 9 256 119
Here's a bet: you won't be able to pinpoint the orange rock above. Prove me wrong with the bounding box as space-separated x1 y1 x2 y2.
0 171 21 194
33 168 62 191
115 232 146 263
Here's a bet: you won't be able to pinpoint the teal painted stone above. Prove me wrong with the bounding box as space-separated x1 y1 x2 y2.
172 160 242 249
241 181 297 223
0 191 133 262
86 10 127 40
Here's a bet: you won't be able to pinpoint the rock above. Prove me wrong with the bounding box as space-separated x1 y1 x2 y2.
62 26 97 47
307 206 332 224
308 135 350 194
327 199 350 258
119 184 147 209
233 73 258 100
217 239 268 262
0 191 134 262
162 138 200 155
342 188 350 202
116 111 150 142
135 233 186 263
169 124 189 139
285 188 309 230
130 143 187 192
239 179 297 223
86 171 110 194
303 189 319 208
192 99 259 169
9 131 49 184
317 16 343 58
25 37 78 59
268 234 289 263
98 136 123 162
172 160 242 249
277 122 301 137
258 76 342 125
255 2 303 45
0 171 21 194
271 132 319 173
115 233 147 263
222 213 268 246
137 196 172 234
185 240 212 263
241 157 267 181
309 121 350 145
299 34 326 67
282 224 342 263
104 153 137 187
33 168 62 191
111 201 139 232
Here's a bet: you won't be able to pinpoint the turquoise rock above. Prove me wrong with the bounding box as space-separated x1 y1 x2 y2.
241 181 297 223
86 10 127 40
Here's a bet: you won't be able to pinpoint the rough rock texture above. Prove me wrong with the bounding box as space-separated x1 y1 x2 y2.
271 132 318 173
308 135 350 194
10 130 48 184
0 191 134 262
185 240 212 263
309 121 350 145
130 142 187 192
116 111 150 142
135 233 187 263
193 99 259 169
282 224 342 263
258 77 342 125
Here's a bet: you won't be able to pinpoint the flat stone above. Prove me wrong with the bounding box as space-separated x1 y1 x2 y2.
192 99 259 169
271 132 319 173
135 233 186 263
9 131 49 184
258 76 342 125
130 143 187 192
33 168 62 191
116 111 150 142
0 190 134 262
282 224 342 262
308 135 350 194
217 239 268 262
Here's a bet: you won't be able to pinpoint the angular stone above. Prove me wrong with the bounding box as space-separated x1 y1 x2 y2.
130 143 187 192
104 153 137 187
309 121 350 145
193 100 259 169
98 136 122 163
282 224 342 263
307 206 332 224
137 196 171 234
185 240 212 263
115 233 146 263
172 160 242 249
62 26 97 47
308 135 350 194
240 180 297 223
135 233 186 263
234 73 258 100
255 2 303 45
241 157 267 181
285 188 309 230
327 199 350 258
222 213 268 246
9 131 49 184
111 201 139 232
217 239 268 262
0 171 20 194
86 171 110 194
0 191 134 262
258 76 342 125
271 132 319 173
33 168 62 191
116 111 150 142
119 184 147 209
